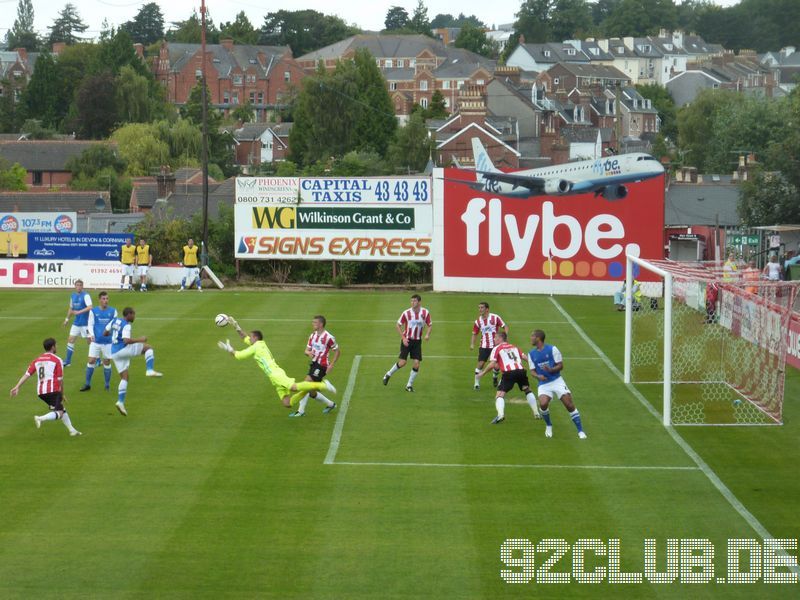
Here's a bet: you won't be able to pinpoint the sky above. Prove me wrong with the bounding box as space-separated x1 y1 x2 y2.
7 0 743 42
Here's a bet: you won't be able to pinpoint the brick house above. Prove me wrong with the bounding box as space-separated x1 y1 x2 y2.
0 49 33 105
0 140 114 188
152 39 306 122
298 35 495 122
538 63 630 95
224 122 293 171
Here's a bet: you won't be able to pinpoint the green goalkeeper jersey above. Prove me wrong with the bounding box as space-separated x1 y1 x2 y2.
234 336 280 375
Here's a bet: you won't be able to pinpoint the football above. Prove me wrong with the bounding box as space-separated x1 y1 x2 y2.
215 314 229 327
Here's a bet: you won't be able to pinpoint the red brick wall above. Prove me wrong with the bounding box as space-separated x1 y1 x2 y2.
26 171 72 187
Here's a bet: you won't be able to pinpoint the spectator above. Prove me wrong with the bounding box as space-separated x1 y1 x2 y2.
743 259 760 294
763 255 783 281
613 279 642 311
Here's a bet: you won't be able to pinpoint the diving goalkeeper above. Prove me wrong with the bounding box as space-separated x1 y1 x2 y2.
218 316 336 408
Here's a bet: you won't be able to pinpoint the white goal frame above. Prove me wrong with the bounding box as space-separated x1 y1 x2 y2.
623 254 672 425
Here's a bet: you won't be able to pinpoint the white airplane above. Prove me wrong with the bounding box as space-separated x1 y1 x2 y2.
466 137 664 200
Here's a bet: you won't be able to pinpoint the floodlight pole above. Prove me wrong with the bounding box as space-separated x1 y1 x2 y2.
200 0 209 267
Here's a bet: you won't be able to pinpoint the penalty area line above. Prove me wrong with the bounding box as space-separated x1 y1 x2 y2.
549 296 796 568
324 355 361 465
333 461 700 472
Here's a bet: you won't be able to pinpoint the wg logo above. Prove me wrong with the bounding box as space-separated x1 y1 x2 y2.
238 237 257 254
251 206 296 229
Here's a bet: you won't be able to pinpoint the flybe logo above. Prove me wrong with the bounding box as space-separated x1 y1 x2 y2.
592 158 622 177
251 207 296 229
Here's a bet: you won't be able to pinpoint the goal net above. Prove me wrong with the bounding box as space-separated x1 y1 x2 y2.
624 256 800 426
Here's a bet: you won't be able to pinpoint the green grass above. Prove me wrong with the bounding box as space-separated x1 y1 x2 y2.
0 289 798 598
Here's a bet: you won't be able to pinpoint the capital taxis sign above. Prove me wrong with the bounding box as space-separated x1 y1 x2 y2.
433 168 665 294
234 176 433 261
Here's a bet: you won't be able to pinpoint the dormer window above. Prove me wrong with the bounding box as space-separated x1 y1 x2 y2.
397 59 404 68
385 59 393 68
616 46 624 53
566 48 575 55
543 50 551 57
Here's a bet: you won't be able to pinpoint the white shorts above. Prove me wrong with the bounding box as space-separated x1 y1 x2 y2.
537 377 571 399
88 342 113 360
183 266 200 282
122 264 136 277
69 325 90 338
111 343 144 373
137 266 149 277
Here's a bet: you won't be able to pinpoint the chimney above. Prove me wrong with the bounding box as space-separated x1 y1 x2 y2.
15 47 27 62
784 46 796 57
598 39 609 52
156 167 176 199
221 38 234 51
623 37 634 50
133 43 144 58
52 42 66 54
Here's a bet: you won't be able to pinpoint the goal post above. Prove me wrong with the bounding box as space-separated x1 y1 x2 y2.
624 254 799 427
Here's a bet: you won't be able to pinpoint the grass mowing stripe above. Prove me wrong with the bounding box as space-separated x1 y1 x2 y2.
368 354 602 360
550 296 798 569
0 315 570 325
334 461 701 471
324 354 361 465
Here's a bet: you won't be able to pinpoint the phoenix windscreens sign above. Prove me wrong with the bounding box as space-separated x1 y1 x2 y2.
234 177 433 261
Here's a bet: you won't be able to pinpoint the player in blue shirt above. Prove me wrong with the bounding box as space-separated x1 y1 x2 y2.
529 329 587 439
106 307 162 416
62 279 92 367
80 291 117 392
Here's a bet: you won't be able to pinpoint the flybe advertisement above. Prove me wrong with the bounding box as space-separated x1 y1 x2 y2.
234 177 433 261
433 167 666 295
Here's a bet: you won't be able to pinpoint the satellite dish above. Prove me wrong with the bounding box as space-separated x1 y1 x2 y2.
95 196 107 211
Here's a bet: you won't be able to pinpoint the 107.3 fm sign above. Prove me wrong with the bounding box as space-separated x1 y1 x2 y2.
433 168 665 294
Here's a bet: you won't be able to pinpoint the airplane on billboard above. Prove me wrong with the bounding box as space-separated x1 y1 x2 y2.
464 138 665 200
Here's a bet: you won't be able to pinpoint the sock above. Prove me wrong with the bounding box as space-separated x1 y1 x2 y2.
474 368 480 385
145 348 155 371
495 396 505 418
294 381 326 393
314 391 335 407
493 368 500 380
570 409 584 433
298 394 310 414
61 411 77 434
407 367 419 387
526 392 540 417
39 411 58 422
540 408 552 426
197 280 202 290
104 366 112 388
118 379 128 403
180 278 185 289
85 363 95 386
387 362 400 377
66 343 75 364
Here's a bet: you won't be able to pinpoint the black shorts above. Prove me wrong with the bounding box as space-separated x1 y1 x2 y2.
307 362 327 382
399 339 422 361
477 347 492 363
38 391 64 412
497 370 530 393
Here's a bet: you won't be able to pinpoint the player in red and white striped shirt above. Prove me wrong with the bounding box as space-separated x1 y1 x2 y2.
470 302 507 390
9 338 81 436
477 332 541 425
383 294 433 391
290 315 340 417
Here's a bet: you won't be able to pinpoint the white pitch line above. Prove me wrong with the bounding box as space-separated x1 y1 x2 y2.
324 355 361 465
367 354 602 360
549 297 794 561
0 316 570 325
334 461 701 471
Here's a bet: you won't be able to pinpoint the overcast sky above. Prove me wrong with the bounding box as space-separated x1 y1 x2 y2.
8 0 742 42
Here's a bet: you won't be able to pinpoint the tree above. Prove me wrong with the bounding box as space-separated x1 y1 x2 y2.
427 89 448 119
0 158 26 191
387 113 435 172
48 3 89 46
260 10 359 57
22 52 60 129
409 0 432 35
550 0 593 41
180 83 235 176
506 0 554 59
230 101 255 123
430 13 486 28
384 6 410 31
74 72 118 139
121 2 165 45
220 11 259 45
167 10 220 44
66 144 130 209
636 82 677 141
738 172 799 226
96 29 150 77
601 0 677 37
6 0 39 51
111 123 170 175
677 89 739 172
454 23 493 56
116 65 152 123
0 80 23 133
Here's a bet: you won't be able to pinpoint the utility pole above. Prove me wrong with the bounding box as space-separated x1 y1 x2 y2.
200 0 209 267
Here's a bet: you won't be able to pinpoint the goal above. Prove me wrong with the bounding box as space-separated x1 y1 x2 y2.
623 256 800 426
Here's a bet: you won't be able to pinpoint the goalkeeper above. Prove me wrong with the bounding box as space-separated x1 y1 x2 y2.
218 316 336 408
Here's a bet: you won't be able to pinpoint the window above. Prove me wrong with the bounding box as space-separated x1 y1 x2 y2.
566 48 575 56
195 69 202 79
284 71 290 82
257 92 264 104
442 80 450 89
543 50 551 57
476 79 484 85
553 77 559 85
385 59 393 69
32 171 42 185
409 59 416 68
397 59 404 68
232 93 239 105
249 91 255 104
444 98 450 107
389 82 397 91
420 97 428 109
420 80 428 91
223 91 230 104
457 80 465 89
233 74 243 86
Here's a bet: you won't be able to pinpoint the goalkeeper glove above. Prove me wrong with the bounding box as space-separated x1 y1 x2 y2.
227 315 240 330
217 339 234 353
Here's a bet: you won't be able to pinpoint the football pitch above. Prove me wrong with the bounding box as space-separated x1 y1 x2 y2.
1 289 798 598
